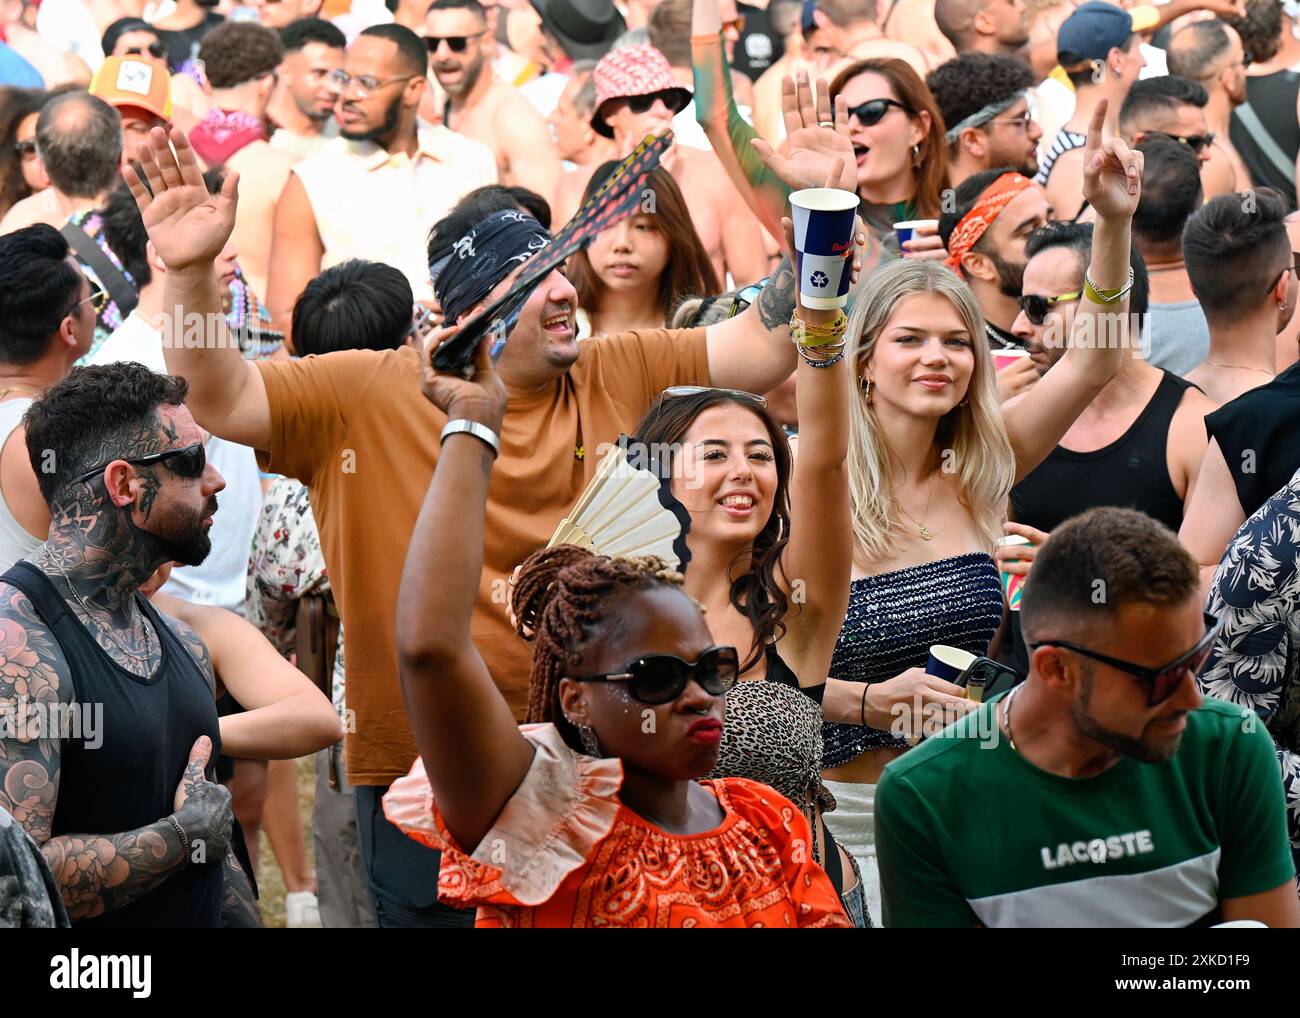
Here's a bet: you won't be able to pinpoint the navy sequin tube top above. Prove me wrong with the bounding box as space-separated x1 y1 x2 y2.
822 552 1004 768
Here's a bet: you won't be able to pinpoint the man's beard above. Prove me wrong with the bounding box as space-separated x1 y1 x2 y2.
339 92 402 144
148 495 218 568
1069 669 1184 765
294 91 334 125
985 248 1026 299
439 54 484 98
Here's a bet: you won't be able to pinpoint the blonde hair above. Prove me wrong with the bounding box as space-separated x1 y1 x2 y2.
846 259 1016 561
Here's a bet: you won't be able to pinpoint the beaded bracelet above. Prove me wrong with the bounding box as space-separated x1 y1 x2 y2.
790 309 849 347
166 814 189 857
1083 266 1135 305
800 347 846 368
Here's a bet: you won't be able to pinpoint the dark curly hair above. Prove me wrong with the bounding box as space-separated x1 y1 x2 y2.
24 363 189 508
199 22 284 89
925 53 1034 146
512 545 688 752
1226 0 1282 66
633 389 792 676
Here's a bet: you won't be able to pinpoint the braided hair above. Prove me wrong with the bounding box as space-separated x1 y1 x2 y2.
512 545 686 751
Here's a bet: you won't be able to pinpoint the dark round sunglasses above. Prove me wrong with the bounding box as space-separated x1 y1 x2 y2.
845 97 911 127
623 89 689 116
72 442 207 486
1017 290 1081 326
1030 612 1224 707
569 645 740 705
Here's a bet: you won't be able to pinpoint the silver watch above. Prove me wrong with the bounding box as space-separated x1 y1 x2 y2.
440 419 500 458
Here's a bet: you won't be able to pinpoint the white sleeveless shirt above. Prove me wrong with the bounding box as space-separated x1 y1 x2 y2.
0 397 41 572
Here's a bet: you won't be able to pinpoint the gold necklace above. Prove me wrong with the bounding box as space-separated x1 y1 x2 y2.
894 470 938 541
0 384 40 400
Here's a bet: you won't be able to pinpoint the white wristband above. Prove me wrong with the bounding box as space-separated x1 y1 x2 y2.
441 419 500 459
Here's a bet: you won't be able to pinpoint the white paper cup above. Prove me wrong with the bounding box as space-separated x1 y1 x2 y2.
894 219 939 248
926 644 977 683
996 534 1032 611
790 187 859 309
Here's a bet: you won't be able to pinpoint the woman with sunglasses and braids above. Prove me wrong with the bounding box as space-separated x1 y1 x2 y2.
380 336 850 928
812 99 1141 925
568 164 720 339
629 199 864 922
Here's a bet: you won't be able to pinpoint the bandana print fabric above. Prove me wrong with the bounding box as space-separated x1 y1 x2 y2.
434 210 552 327
189 107 267 166
944 172 1034 271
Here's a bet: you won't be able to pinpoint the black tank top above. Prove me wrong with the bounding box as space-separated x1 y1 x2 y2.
1011 371 1193 533
2 561 222 928
1229 71 1300 209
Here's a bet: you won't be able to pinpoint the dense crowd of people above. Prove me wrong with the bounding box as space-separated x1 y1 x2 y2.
0 0 1299 930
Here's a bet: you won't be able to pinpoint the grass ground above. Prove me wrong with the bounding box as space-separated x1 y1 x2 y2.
254 755 317 928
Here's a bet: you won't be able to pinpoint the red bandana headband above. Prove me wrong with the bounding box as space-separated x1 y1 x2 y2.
944 172 1034 272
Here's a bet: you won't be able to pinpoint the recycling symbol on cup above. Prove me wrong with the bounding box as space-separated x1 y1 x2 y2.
810 270 829 288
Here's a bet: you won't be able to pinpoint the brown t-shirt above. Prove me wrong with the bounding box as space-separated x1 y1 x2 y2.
256 329 710 786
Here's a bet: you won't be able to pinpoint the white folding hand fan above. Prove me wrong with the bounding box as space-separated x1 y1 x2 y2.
547 438 692 571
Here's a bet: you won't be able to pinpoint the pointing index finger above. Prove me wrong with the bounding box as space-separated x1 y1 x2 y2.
1086 96 1108 152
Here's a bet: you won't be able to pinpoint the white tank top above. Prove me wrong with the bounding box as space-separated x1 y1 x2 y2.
0 398 42 572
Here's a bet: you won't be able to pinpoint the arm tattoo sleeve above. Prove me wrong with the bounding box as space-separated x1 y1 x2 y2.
164 613 217 697
756 255 796 332
220 852 262 928
0 586 190 922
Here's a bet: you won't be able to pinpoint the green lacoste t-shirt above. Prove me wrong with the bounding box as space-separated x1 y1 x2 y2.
875 695 1295 927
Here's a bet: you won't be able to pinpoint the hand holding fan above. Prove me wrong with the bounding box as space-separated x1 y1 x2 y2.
547 438 692 571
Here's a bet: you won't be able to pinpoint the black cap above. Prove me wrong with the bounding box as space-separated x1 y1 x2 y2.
531 0 626 62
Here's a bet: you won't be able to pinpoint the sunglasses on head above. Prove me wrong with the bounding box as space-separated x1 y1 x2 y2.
1017 290 1081 326
729 277 771 318
623 89 688 116
570 645 739 705
845 97 911 127
1147 129 1215 156
425 30 486 53
1030 612 1224 707
656 385 768 419
72 442 207 486
123 43 166 59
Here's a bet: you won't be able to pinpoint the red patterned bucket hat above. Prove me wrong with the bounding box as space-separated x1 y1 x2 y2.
590 44 692 139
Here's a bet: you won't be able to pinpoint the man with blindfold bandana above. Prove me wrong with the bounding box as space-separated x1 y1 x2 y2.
129 75 861 923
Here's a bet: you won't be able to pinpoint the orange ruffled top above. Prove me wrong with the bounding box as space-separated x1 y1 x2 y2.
382 724 850 928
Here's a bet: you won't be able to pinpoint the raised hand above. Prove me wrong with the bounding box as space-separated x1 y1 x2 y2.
1081 97 1142 222
753 68 858 195
171 735 233 861
123 127 239 274
421 326 508 435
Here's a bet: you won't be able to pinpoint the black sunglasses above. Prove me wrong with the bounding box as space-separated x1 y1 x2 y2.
1030 612 1224 707
1146 129 1215 156
73 442 207 486
123 43 166 59
13 139 35 158
623 89 689 116
570 645 740 705
845 97 911 127
1017 290 1082 326
425 31 486 53
1265 251 1300 294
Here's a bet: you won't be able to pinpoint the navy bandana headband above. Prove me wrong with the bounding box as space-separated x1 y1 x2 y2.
434 210 552 326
